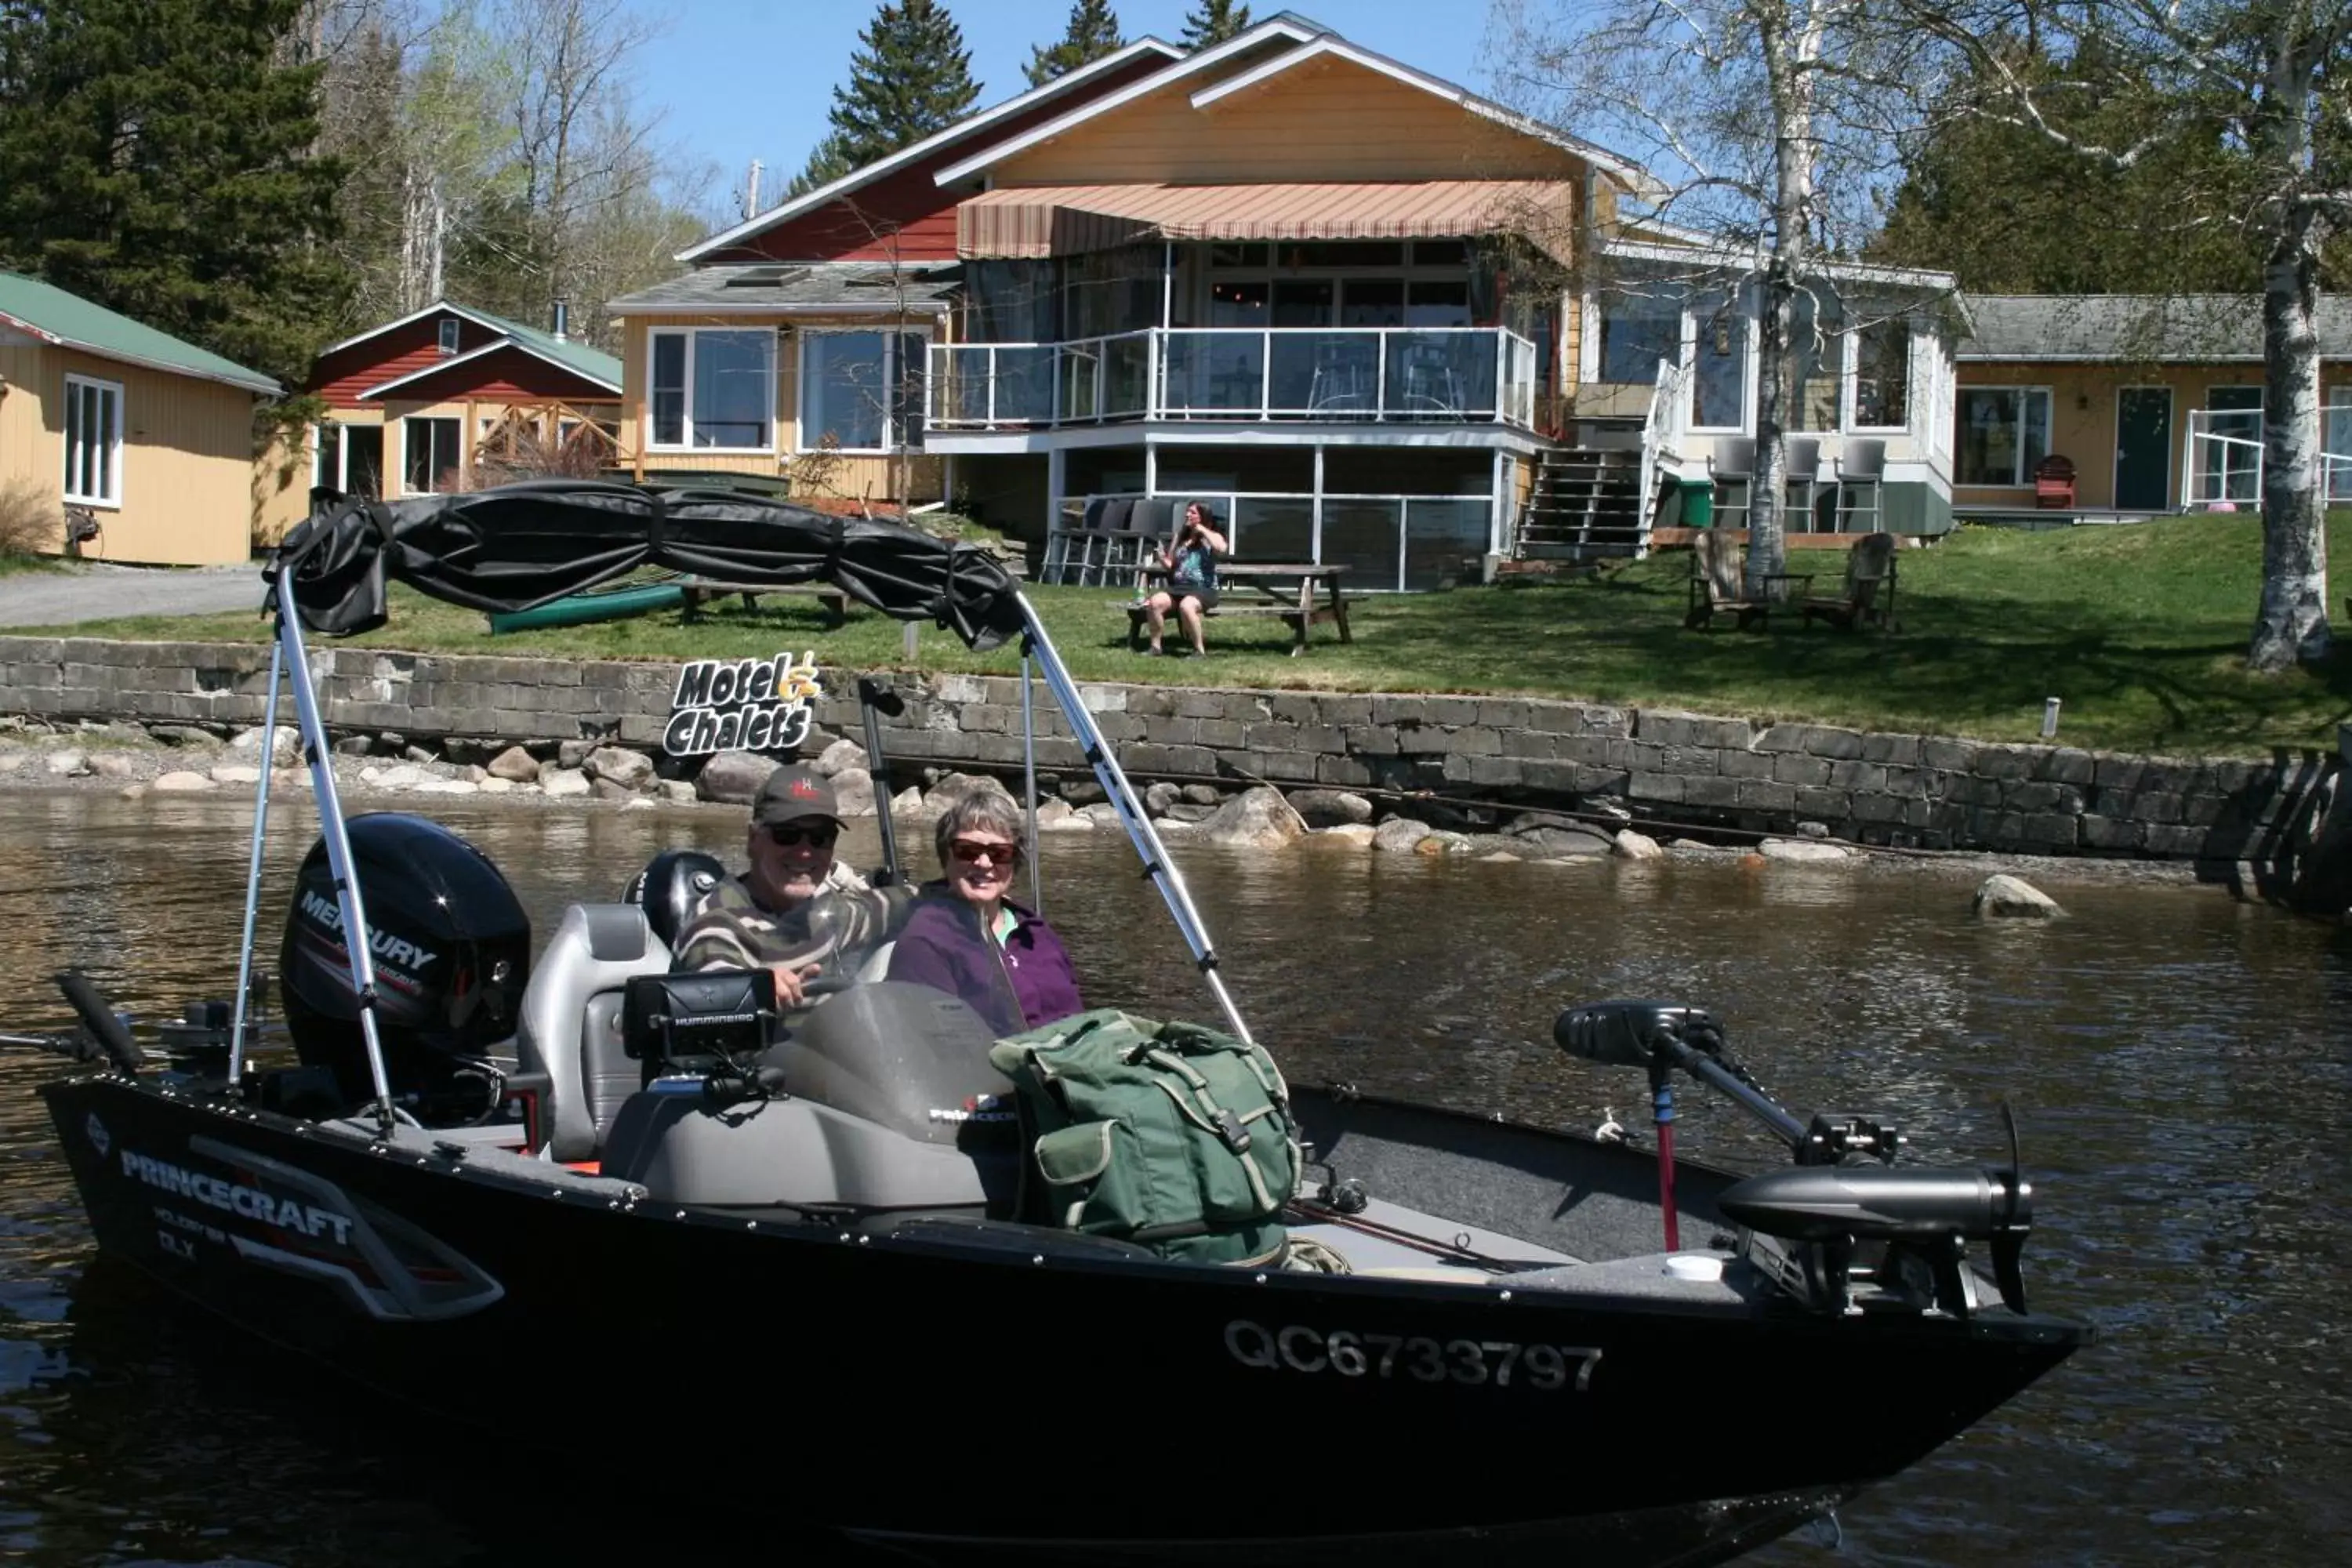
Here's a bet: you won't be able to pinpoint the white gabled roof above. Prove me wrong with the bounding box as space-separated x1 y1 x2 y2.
931 16 1325 187
677 37 1185 263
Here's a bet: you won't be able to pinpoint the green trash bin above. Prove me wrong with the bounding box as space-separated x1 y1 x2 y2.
1678 474 1715 528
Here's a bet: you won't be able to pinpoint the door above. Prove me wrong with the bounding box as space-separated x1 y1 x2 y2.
2114 387 2172 511
341 426 383 499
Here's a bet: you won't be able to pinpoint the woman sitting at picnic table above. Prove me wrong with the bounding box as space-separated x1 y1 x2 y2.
1141 502 1227 658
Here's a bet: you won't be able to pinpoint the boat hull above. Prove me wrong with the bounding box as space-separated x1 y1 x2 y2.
40 1072 2083 1563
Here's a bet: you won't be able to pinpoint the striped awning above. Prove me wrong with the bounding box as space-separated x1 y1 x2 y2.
955 180 1577 260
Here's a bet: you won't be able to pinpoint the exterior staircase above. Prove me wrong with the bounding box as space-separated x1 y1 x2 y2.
1512 441 1650 566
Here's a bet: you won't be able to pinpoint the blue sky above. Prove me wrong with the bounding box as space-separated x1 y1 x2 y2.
624 2 1494 221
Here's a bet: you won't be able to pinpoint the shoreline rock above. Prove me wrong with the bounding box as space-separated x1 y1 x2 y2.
0 715 2217 891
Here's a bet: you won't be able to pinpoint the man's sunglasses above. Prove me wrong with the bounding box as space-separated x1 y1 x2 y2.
949 838 1020 866
767 823 839 848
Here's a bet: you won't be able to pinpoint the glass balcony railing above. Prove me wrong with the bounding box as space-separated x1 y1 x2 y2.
927 326 1538 432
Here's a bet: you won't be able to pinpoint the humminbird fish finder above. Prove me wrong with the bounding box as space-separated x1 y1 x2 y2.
622 969 779 1087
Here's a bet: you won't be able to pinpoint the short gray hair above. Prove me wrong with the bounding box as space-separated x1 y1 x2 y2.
935 789 1025 866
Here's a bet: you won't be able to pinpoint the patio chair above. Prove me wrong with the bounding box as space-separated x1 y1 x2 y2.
1798 532 1900 631
1707 437 1758 532
1108 497 1176 589
1307 339 1374 415
1044 495 1123 585
1782 437 1825 533
1684 528 1772 630
1396 341 1465 417
1832 438 1886 532
2034 454 2078 510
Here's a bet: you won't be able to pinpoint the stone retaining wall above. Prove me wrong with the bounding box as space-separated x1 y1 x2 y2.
0 634 2335 866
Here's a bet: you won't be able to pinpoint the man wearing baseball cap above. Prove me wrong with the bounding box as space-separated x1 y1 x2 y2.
672 763 891 1005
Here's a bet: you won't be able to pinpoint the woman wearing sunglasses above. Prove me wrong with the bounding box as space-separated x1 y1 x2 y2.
886 792 1083 1037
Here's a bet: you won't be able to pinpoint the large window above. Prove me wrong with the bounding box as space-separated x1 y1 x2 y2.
402 416 461 494
649 328 775 449
63 374 123 506
798 330 926 452
314 421 384 499
1598 295 1681 384
1782 293 1842 432
1957 389 2051 485
1853 318 1911 428
1691 294 1748 430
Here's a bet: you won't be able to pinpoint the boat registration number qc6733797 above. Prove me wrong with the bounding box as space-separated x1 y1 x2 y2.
1225 1321 1603 1391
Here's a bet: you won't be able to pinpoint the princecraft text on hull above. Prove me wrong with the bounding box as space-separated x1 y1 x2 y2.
23 480 2091 1566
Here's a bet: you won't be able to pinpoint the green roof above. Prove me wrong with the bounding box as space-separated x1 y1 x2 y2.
0 269 281 395
459 303 622 389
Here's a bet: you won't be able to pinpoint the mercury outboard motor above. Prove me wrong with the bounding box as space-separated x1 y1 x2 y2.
280 814 531 1114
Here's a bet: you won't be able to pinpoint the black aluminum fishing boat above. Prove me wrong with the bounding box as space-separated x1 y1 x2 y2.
22 481 2089 1566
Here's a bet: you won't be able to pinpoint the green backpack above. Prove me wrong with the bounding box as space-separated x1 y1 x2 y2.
987 1009 1301 1266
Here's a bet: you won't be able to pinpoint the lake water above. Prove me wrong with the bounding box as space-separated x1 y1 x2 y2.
1 789 2347 1566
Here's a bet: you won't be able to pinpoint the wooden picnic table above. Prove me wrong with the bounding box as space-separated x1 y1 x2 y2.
1128 561 1352 656
677 577 848 628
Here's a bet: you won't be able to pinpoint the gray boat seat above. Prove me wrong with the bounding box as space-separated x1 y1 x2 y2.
514 903 673 1162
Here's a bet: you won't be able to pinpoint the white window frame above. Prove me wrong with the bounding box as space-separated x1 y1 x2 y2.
1685 292 1756 435
400 415 463 496
438 318 462 355
795 326 927 456
63 372 125 508
1846 316 1914 434
648 327 779 454
1955 386 2053 488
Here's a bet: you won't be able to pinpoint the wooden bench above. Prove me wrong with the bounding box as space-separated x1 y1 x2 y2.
1122 599 1312 649
678 579 848 628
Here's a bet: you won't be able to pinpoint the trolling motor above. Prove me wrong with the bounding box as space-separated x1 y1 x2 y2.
1556 1000 2035 1317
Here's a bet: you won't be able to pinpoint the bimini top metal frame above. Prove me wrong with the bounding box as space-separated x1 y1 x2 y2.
251 481 1253 1131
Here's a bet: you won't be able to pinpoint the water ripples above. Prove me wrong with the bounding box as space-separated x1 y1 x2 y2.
0 793 2345 1565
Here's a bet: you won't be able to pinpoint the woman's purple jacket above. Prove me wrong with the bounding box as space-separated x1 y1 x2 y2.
884 887 1084 1036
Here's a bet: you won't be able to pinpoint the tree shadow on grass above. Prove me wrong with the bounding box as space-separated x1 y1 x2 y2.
1337 572 2352 752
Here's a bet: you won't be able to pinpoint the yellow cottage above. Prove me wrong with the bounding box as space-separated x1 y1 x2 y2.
0 269 281 566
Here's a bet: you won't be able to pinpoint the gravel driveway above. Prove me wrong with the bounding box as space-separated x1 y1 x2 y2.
0 561 267 629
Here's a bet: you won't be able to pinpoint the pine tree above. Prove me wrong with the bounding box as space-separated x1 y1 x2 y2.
1179 0 1251 49
1871 42 2261 295
0 0 347 392
1025 0 1123 88
797 0 982 190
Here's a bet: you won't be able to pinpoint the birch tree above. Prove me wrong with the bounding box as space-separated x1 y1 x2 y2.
1492 0 1920 595
1904 0 2350 670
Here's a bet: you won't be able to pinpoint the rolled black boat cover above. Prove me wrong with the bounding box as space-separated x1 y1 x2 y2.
270 481 1027 651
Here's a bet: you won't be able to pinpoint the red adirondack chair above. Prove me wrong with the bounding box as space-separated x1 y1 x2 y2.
2034 454 2078 510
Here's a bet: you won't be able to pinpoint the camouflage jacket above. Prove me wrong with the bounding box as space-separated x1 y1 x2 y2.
672 870 896 979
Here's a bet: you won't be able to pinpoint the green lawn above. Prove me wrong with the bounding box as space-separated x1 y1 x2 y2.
21 514 2352 758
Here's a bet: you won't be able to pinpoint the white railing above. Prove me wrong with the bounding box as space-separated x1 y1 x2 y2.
928 326 1540 432
1636 353 1693 552
2182 405 2352 510
1052 488 1496 592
